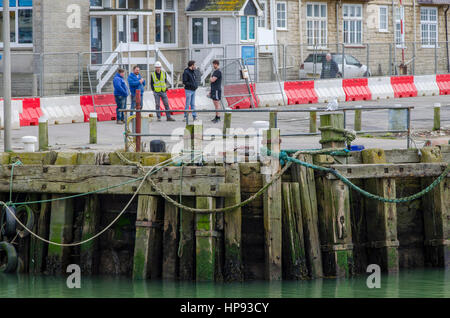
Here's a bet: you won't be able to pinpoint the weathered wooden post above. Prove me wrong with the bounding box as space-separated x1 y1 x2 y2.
262 126 282 280
135 89 142 152
421 147 449 268
433 103 441 131
282 182 308 279
196 196 216 281
32 194 50 274
89 113 97 144
80 194 100 275
47 196 74 274
179 197 196 280
38 116 48 151
309 111 317 133
162 198 179 280
133 195 163 280
354 109 362 132
224 163 243 281
362 148 399 273
316 113 354 277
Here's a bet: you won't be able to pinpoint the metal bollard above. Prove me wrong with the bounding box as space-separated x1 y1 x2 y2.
89 113 97 144
38 116 48 151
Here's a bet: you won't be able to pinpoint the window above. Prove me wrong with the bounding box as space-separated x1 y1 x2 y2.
379 5 388 32
276 2 287 29
395 6 405 47
258 0 267 28
0 0 32 47
208 18 220 44
421 7 438 47
155 0 177 45
90 0 103 7
306 3 327 46
192 18 203 45
343 4 362 45
117 0 143 43
191 17 221 45
240 16 256 41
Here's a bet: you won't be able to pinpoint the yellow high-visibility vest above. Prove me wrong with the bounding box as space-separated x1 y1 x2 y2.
152 71 167 93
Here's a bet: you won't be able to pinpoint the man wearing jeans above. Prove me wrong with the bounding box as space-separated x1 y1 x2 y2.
113 69 129 124
128 66 146 115
182 60 198 121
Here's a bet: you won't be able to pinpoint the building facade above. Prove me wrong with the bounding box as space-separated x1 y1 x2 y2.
0 0 449 96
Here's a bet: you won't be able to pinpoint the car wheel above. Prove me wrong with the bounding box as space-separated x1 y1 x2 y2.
363 71 371 77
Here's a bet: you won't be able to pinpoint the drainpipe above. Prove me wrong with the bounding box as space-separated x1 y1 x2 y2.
392 0 396 74
299 0 303 62
413 0 416 74
336 1 340 49
271 0 278 64
446 6 450 72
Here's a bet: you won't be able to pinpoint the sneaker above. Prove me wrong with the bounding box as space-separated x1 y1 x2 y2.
212 116 221 123
116 120 121 124
157 118 161 122
167 117 175 122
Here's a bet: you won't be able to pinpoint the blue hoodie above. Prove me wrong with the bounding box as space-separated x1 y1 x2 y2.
113 73 129 97
128 72 146 96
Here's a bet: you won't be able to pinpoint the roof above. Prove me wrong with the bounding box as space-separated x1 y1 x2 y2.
417 0 450 4
186 0 256 12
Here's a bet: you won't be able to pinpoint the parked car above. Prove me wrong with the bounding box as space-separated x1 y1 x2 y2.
299 53 371 79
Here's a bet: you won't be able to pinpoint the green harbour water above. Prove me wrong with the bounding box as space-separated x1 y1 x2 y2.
0 268 449 298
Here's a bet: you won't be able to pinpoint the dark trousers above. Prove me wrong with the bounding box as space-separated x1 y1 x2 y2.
114 95 127 121
154 91 172 119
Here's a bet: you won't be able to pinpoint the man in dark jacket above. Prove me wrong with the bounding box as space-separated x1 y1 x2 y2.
113 69 129 124
128 66 146 115
183 60 198 121
320 53 340 79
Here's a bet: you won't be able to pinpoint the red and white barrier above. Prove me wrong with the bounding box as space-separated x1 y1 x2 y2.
414 75 439 97
315 79 346 103
368 77 394 100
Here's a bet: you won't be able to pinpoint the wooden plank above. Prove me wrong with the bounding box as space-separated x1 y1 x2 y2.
179 196 196 281
291 154 323 278
326 163 448 179
319 113 345 149
32 194 50 274
316 178 354 277
28 193 40 274
282 182 308 280
46 195 74 275
224 163 243 282
421 147 450 268
262 128 282 281
132 195 162 280
196 196 216 281
162 197 179 280
362 149 399 273
80 194 100 275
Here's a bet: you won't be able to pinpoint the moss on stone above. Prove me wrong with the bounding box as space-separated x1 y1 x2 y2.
361 148 387 164
55 152 79 165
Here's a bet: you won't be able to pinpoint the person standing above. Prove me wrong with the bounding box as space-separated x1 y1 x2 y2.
113 69 129 124
128 65 146 115
320 53 339 79
182 60 198 122
151 61 175 122
210 60 222 123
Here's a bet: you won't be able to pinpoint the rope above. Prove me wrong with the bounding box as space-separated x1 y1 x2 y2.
0 158 179 247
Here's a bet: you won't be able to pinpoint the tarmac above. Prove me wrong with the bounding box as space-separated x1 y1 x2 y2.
1 94 449 153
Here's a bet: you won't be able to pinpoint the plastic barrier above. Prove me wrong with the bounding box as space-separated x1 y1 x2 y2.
368 77 395 100
284 81 318 105
166 88 185 115
80 95 95 122
436 74 450 95
196 87 214 110
390 76 417 98
315 79 346 103
142 92 156 115
342 78 371 101
0 100 23 130
256 82 286 107
224 84 258 109
40 96 73 125
414 75 439 97
93 94 117 121
21 98 42 126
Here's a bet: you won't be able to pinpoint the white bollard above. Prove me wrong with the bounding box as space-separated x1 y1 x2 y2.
22 136 38 152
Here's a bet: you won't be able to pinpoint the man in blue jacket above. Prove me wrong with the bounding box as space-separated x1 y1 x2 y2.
128 66 146 115
113 69 129 124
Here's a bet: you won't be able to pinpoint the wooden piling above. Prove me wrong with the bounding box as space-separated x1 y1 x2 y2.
309 112 317 133
162 198 179 280
80 194 100 275
282 182 308 279
224 163 243 281
290 154 323 278
421 147 450 268
38 117 48 151
89 113 97 144
223 112 232 136
179 197 196 280
32 194 50 274
362 148 399 273
316 176 354 277
262 128 282 280
433 104 441 131
354 109 362 131
132 195 163 280
320 113 345 149
196 196 216 281
47 195 74 274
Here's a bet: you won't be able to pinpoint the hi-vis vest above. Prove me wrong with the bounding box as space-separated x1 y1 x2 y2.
152 71 167 93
